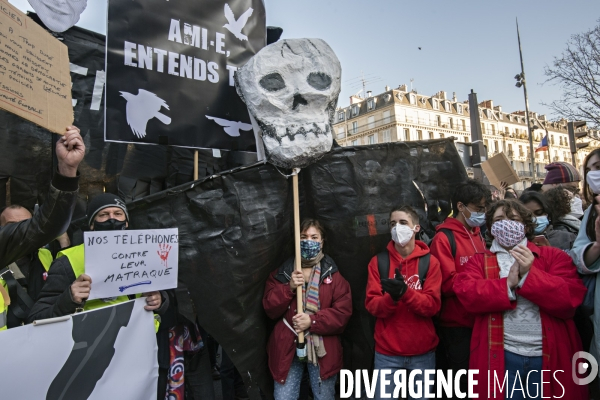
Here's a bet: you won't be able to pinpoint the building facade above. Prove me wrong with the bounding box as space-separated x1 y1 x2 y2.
333 85 600 189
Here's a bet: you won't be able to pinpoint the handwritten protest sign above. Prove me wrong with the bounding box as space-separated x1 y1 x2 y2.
0 2 73 134
84 228 178 299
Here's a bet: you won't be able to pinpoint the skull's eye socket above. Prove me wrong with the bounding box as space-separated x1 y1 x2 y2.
259 73 286 92
307 72 332 91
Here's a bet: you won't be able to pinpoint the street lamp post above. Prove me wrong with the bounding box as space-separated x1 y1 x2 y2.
515 19 537 182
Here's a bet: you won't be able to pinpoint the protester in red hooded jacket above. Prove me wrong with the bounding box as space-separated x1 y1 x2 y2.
366 205 442 400
454 199 587 400
263 218 352 400
429 179 490 394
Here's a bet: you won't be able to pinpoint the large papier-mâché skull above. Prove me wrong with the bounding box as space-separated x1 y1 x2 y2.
235 39 341 169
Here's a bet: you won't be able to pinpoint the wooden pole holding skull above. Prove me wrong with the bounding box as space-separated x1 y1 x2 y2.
292 169 305 347
235 38 342 360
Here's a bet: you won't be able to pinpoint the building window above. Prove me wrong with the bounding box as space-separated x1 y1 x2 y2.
337 127 345 139
351 139 359 146
445 102 451 112
403 128 410 141
457 104 463 114
409 94 416 105
439 133 444 138
352 105 359 116
433 99 439 110
417 130 423 140
383 129 391 142
551 135 555 145
368 134 377 144
352 121 358 134
449 118 454 129
465 136 470 143
461 120 466 131
494 140 499 152
367 99 375 110
429 131 434 139
499 113 503 120
383 110 391 124
368 116 375 129
491 125 496 135
484 139 489 149
338 111 345 121
436 115 442 127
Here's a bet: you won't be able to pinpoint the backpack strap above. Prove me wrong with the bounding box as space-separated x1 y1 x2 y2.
377 251 390 280
418 253 431 287
440 228 456 258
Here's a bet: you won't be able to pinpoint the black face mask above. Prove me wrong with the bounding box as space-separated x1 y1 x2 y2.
93 219 127 231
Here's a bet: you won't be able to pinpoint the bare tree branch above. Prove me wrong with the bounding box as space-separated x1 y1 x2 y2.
543 20 600 127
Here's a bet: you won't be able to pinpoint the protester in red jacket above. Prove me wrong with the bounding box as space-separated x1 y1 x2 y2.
263 219 352 400
454 199 587 400
429 179 490 394
365 205 442 400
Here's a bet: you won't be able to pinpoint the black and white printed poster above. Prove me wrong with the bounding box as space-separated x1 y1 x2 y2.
0 299 158 399
106 0 266 151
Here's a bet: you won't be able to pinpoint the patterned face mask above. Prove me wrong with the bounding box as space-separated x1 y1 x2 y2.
300 240 322 260
491 219 526 248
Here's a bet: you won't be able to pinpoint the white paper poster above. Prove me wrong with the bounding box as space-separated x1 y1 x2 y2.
84 228 179 299
0 299 158 400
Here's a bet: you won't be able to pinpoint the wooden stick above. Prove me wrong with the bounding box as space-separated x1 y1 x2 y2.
193 150 199 180
292 169 304 345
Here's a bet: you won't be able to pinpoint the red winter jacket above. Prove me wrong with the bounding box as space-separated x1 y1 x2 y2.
453 242 587 399
429 217 486 328
263 255 352 384
365 240 442 357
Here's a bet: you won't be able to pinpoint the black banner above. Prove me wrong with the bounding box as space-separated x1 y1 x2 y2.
106 0 265 150
127 139 468 398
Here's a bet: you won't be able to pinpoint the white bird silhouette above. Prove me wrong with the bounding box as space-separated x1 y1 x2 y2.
120 89 171 139
206 116 253 137
223 4 253 41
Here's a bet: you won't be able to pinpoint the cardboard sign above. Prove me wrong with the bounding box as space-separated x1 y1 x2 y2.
481 152 521 189
84 228 178 299
0 2 73 134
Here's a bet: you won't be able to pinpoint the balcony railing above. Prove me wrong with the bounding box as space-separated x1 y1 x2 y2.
518 171 533 178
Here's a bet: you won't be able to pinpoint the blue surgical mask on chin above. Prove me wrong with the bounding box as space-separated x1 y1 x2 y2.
462 207 486 228
534 215 549 234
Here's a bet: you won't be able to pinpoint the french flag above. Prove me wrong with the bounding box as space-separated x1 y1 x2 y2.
536 135 548 152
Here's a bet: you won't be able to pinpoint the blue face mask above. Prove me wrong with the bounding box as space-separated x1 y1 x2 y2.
300 240 322 260
534 215 549 234
463 207 486 228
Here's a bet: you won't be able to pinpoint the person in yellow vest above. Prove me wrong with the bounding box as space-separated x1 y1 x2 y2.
28 193 168 322
0 125 85 332
0 205 70 328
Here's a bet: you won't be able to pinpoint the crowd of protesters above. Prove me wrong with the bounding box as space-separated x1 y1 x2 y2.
262 156 600 400
3 125 600 400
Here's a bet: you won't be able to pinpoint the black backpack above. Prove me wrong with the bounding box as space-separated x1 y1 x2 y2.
377 251 431 287
439 228 457 258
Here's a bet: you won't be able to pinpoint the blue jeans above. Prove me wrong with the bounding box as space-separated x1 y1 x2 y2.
374 351 436 400
274 356 336 400
504 350 543 399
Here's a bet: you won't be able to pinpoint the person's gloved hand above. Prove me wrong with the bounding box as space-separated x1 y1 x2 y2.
380 268 407 302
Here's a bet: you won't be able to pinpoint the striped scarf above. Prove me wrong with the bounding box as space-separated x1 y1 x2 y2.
302 263 327 365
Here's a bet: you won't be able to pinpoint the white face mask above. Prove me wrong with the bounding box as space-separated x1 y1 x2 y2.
391 224 416 247
569 196 584 218
587 171 600 195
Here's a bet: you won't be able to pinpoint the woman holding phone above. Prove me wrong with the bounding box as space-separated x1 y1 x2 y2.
519 191 576 250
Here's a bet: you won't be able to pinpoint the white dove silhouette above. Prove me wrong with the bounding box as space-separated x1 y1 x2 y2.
120 89 171 139
206 116 253 137
223 4 253 41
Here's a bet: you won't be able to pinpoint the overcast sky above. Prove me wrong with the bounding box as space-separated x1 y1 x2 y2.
9 0 600 118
